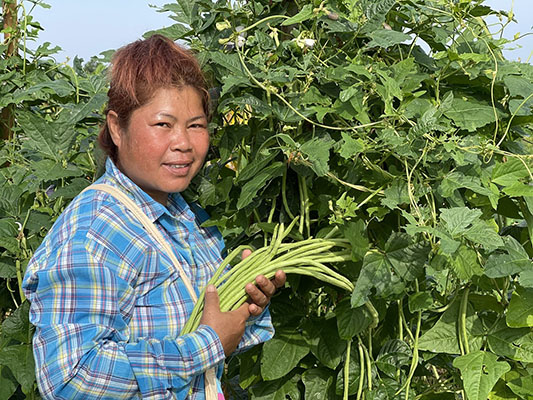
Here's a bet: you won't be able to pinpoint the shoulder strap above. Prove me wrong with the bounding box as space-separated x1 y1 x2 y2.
82 183 198 302
82 183 219 400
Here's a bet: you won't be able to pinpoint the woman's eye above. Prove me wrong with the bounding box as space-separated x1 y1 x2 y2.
156 122 170 128
189 123 207 129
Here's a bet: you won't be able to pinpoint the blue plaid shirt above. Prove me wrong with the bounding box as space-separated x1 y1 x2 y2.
23 158 273 399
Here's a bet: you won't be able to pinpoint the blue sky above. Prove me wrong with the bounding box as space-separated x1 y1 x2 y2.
28 0 532 63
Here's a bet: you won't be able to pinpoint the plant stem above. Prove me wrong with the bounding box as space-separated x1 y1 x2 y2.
356 338 365 400
281 169 296 220
362 343 372 391
344 340 351 400
459 285 471 355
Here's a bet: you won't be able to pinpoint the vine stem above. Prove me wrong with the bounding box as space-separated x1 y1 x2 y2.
459 285 471 355
396 280 422 398
356 338 365 400
362 342 372 392
281 169 296 220
327 172 384 194
236 45 383 132
343 340 351 400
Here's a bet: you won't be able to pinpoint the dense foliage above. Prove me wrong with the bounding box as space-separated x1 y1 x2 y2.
1 0 533 398
0 2 108 397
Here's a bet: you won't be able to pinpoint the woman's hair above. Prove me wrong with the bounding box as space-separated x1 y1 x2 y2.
98 34 209 163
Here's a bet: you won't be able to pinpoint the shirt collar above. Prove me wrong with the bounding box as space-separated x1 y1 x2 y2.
100 158 170 222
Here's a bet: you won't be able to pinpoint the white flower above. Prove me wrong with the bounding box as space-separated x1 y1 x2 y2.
303 38 316 48
236 35 246 48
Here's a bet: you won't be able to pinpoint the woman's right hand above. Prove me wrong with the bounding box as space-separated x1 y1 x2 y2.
199 285 250 356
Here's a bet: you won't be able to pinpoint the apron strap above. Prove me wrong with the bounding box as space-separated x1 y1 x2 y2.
82 184 220 399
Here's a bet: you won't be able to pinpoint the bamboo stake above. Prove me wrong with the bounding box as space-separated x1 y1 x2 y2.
1 0 17 141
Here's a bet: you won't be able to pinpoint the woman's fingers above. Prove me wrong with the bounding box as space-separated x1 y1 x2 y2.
245 271 287 316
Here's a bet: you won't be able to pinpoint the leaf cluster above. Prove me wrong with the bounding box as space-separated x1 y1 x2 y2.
0 2 109 396
148 0 533 398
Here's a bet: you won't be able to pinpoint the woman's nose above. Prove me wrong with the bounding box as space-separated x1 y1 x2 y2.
169 126 192 151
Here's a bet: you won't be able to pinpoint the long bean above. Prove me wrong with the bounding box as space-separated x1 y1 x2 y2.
182 223 355 334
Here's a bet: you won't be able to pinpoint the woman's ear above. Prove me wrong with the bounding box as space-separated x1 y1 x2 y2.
107 111 123 148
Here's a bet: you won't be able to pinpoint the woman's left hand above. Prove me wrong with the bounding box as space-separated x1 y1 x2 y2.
242 249 286 316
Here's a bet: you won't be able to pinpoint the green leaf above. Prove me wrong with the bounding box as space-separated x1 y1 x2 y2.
418 301 484 354
492 158 532 187
385 233 429 282
1 301 32 344
302 368 334 400
444 98 504 132
208 51 245 75
451 245 483 281
59 93 107 126
340 220 370 261
153 0 194 26
439 206 481 236
338 132 365 159
336 298 372 340
502 183 533 197
260 332 309 381
519 269 533 288
0 344 36 394
408 291 434 313
381 179 409 210
506 286 533 328
17 112 60 161
0 367 17 400
249 375 300 400
31 160 84 182
463 220 504 250
366 29 411 48
0 218 17 237
487 319 533 363
453 351 510 400
144 23 192 40
351 250 390 308
300 136 335 177
237 152 279 183
237 162 284 209
281 4 314 26
439 172 497 207
0 258 16 279
238 346 261 389
484 236 531 278
506 375 533 399
351 234 427 308
17 79 74 99
504 75 533 116
375 339 412 378
314 320 346 369
361 0 397 25
49 178 91 200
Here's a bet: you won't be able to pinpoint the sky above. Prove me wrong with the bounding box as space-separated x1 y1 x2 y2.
27 0 532 64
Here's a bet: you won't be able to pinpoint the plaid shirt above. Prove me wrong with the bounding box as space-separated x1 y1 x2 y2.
23 158 273 399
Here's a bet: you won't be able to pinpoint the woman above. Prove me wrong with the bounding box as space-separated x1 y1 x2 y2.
23 34 285 399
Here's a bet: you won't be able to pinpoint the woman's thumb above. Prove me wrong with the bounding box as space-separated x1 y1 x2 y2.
203 285 220 312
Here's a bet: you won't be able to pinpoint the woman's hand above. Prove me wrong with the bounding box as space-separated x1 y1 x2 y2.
199 249 286 356
242 249 286 317
200 285 250 356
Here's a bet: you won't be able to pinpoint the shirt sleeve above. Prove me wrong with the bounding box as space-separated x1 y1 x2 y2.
23 238 225 400
192 203 276 354
234 307 274 355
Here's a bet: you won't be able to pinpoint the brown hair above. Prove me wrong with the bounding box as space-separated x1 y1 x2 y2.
98 34 210 163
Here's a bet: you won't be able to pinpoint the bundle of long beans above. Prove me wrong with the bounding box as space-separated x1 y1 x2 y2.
182 219 354 334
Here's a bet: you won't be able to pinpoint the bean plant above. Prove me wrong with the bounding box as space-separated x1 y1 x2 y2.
0 1 108 397
148 0 533 399
0 0 532 399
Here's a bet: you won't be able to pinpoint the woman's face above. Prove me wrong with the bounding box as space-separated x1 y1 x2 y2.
108 86 209 205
